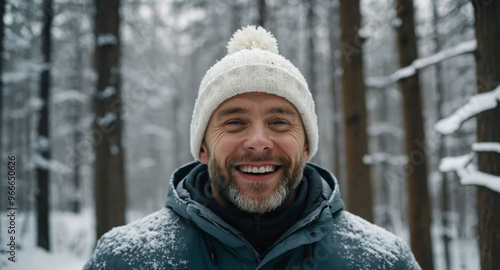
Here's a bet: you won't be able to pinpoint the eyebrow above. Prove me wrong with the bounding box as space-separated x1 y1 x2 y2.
215 105 298 120
215 107 250 120
269 106 297 116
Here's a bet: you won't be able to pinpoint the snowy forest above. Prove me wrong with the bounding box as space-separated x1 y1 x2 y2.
0 0 499 269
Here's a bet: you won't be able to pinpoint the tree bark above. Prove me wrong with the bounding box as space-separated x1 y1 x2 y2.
328 1 343 181
395 0 434 268
257 0 267 27
71 39 83 214
471 1 500 269
431 0 450 268
306 0 316 99
36 0 53 251
338 0 374 222
0 0 4 246
93 0 126 240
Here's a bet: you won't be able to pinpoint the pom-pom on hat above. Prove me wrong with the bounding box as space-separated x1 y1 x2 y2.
190 25 318 160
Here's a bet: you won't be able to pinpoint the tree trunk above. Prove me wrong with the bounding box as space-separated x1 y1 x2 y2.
395 0 434 269
338 0 374 222
93 0 126 240
36 0 53 251
71 46 83 214
257 0 267 27
0 0 4 246
306 0 316 99
471 1 500 269
431 0 450 268
328 1 344 188
230 1 242 34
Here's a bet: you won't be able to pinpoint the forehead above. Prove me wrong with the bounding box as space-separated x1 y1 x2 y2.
214 92 299 116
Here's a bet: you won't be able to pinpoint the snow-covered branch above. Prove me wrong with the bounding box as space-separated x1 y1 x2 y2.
457 165 500 193
363 152 407 166
439 154 474 172
366 40 477 88
439 154 500 193
472 142 500 154
53 90 88 104
435 85 500 135
142 125 174 141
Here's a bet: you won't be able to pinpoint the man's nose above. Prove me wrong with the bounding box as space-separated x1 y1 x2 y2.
243 124 273 152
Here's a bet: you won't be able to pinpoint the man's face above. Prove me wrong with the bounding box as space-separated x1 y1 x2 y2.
199 92 310 213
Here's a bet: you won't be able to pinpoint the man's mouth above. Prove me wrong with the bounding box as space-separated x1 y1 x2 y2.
236 165 280 176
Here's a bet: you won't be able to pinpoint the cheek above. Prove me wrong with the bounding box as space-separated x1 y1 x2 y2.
276 134 306 157
211 134 243 158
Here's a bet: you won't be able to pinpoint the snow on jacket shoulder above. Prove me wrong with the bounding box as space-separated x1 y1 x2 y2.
83 161 421 270
83 208 192 270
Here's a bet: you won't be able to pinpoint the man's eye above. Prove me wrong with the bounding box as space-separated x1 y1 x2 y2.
227 120 242 125
271 120 286 125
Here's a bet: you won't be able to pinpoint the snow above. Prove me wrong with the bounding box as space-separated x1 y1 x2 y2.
472 142 500 153
2 61 44 84
37 136 50 152
439 154 500 193
53 90 88 104
438 154 473 172
366 40 477 88
457 165 500 193
368 123 404 138
28 97 44 111
2 246 87 270
435 85 500 135
86 208 189 269
143 125 173 141
391 18 402 28
98 86 117 100
0 209 93 270
96 112 117 126
363 152 407 166
110 144 120 155
138 157 157 169
32 153 73 174
332 211 416 268
97 34 118 46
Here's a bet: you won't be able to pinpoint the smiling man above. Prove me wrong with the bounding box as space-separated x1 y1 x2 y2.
84 26 421 270
202 93 309 215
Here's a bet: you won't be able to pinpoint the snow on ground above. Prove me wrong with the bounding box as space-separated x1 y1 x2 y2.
1 245 87 270
431 212 480 270
1 209 94 270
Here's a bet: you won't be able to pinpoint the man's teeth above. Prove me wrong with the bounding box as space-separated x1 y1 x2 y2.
239 165 276 174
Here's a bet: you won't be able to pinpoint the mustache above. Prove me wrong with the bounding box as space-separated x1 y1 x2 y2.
226 152 290 168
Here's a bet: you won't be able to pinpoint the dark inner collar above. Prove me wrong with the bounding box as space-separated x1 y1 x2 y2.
184 164 323 256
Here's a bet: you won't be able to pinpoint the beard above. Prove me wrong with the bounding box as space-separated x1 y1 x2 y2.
207 151 305 213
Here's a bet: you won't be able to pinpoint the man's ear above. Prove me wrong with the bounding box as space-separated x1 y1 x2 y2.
199 142 209 164
303 142 310 162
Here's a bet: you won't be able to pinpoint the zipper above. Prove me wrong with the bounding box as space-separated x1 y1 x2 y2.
255 213 261 234
265 204 328 253
197 211 262 262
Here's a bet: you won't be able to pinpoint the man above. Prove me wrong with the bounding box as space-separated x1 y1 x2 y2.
84 26 420 270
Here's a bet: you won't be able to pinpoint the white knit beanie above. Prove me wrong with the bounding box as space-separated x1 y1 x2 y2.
190 25 318 160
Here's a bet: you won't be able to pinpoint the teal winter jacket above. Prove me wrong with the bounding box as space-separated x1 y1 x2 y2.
84 161 421 270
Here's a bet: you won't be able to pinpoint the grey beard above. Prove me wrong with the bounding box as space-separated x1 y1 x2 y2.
208 152 305 213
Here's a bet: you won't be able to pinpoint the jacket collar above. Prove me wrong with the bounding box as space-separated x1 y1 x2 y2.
165 161 345 261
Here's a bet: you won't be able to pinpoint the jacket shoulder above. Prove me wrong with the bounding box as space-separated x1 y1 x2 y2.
83 208 191 270
330 211 421 269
